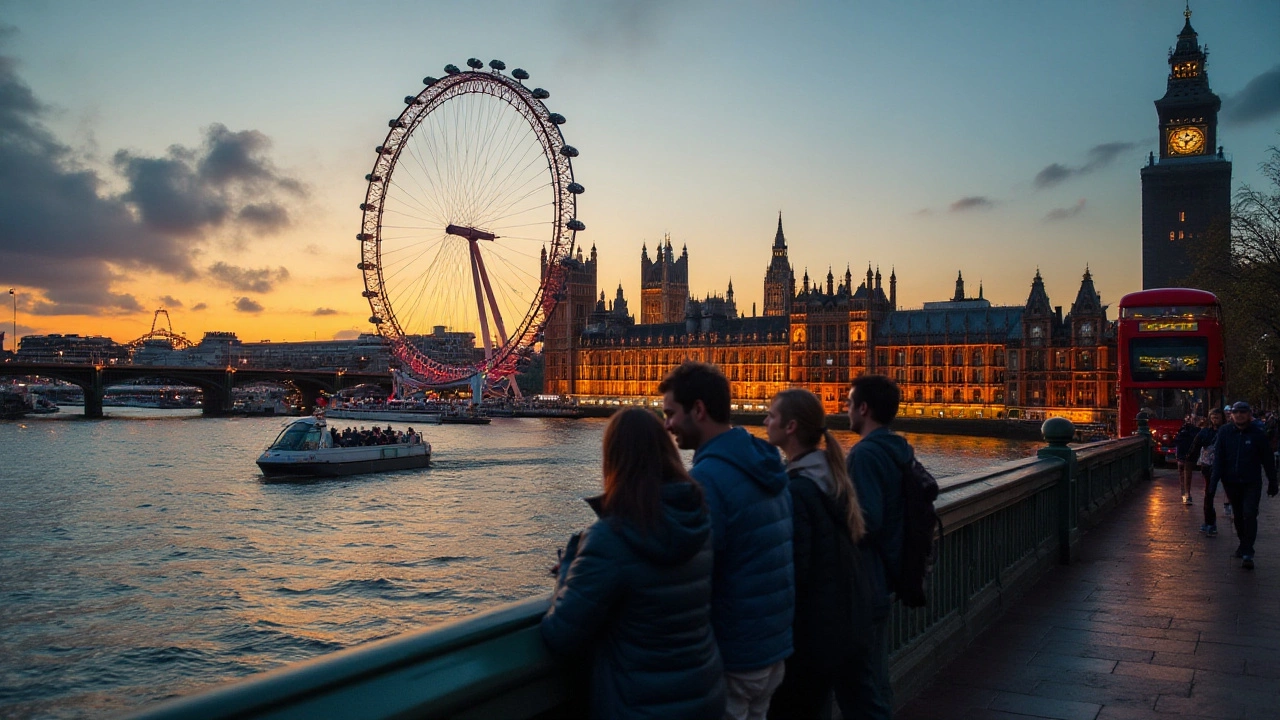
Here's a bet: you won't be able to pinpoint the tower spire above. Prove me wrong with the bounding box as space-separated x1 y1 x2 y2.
774 212 786 248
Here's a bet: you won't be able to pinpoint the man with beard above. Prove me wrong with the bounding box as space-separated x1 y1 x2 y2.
660 362 793 720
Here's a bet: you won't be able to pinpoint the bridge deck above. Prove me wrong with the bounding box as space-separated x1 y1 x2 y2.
898 467 1280 720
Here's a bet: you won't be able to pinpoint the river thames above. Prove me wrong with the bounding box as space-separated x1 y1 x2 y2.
0 409 1041 718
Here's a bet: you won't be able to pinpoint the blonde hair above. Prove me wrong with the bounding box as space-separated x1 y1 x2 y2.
772 388 865 543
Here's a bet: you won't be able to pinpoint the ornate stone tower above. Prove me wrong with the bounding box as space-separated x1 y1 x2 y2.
640 236 689 324
541 244 597 395
762 213 795 317
1140 5 1232 289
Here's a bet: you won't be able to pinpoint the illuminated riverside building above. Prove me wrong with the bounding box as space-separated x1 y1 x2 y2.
543 218 1118 425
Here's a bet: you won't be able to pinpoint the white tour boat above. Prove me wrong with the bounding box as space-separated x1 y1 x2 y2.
256 415 431 478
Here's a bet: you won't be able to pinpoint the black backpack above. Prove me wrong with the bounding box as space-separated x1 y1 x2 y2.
892 455 941 608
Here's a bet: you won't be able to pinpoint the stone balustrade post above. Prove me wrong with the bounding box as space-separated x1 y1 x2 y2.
1136 411 1154 480
1039 417 1077 564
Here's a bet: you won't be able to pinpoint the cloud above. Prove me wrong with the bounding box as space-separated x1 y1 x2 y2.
233 297 263 313
559 0 677 55
207 262 290 293
1043 198 1087 223
912 208 932 217
1034 142 1136 188
158 295 183 308
1224 64 1280 124
949 196 995 212
191 302 207 311
312 307 338 316
333 329 361 340
0 35 306 316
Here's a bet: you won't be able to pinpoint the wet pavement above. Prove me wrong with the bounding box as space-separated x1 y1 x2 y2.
898 467 1280 720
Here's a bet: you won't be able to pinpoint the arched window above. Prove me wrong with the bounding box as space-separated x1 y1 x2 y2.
932 349 944 365
933 389 943 402
972 389 982 403
952 349 963 366
895 350 906 366
953 389 962 402
972 349 984 366
914 389 924 401
913 349 925 366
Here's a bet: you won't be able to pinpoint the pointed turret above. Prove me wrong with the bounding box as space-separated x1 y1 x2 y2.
1025 269 1053 316
774 212 786 249
1070 266 1104 317
953 271 965 302
826 267 834 296
641 242 649 262
889 267 897 309
875 266 882 291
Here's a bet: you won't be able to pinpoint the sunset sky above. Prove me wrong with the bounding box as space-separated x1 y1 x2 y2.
1 0 1278 348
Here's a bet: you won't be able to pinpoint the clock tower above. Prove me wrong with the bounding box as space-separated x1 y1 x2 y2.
1140 5 1232 289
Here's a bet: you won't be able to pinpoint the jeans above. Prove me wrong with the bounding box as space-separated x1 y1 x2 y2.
842 616 893 720
1221 480 1263 557
723 661 786 720
1202 466 1218 527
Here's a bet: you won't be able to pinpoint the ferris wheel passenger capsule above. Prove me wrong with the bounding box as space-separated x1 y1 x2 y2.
360 203 376 211
560 145 579 158
567 219 586 231
512 68 529 80
422 76 438 86
357 262 374 270
548 113 566 125
369 316 383 325
388 119 405 128
532 88 550 99
356 233 372 241
365 174 382 182
362 290 378 298
489 59 505 70
567 182 585 194
444 64 460 75
467 58 484 69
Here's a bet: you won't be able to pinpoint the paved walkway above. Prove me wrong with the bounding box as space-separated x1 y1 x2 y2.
897 467 1280 720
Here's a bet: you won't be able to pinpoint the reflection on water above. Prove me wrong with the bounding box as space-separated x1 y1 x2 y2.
0 410 1039 718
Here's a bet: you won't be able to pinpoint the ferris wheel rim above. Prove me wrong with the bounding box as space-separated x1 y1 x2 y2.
357 66 579 386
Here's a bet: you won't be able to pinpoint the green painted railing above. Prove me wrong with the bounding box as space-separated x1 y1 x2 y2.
126 421 1151 720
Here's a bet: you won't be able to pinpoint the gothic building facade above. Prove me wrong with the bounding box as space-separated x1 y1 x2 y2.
542 222 1118 425
1140 6 1232 289
640 236 689 324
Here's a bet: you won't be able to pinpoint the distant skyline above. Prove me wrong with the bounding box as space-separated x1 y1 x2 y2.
1 0 1278 346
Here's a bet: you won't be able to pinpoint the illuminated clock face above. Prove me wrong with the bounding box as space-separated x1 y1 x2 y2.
1168 126 1206 156
1080 321 1093 336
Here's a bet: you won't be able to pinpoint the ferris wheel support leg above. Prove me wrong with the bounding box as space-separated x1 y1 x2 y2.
472 247 509 348
468 240 495 361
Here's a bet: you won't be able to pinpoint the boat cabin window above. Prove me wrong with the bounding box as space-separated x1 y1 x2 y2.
269 423 323 451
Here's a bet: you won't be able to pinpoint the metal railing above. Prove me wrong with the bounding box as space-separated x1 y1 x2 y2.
127 420 1152 720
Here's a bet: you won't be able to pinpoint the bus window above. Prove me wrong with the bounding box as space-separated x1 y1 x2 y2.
1129 337 1208 381
1133 388 1209 421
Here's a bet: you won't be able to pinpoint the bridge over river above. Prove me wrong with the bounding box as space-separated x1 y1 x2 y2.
118 420 1280 720
0 362 391 418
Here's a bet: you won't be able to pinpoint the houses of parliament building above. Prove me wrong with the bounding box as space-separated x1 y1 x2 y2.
542 216 1117 425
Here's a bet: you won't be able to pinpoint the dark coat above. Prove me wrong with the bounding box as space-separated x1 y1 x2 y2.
690 427 794 672
786 456 874 667
1212 422 1279 487
1189 425 1220 468
541 482 725 720
847 427 913 616
1174 422 1199 461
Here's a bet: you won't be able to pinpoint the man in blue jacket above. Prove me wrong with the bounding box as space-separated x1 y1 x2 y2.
1212 401 1279 569
660 362 793 720
846 374 913 720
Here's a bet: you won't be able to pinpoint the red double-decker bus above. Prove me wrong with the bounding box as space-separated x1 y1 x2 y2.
1117 288 1226 462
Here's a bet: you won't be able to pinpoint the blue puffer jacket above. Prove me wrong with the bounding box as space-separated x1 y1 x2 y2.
541 482 725 720
847 427 914 618
690 427 794 672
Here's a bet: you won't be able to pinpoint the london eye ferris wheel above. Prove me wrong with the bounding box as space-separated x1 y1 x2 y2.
358 58 583 388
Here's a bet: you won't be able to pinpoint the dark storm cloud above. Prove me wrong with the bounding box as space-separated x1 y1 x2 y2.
1034 142 1136 189
158 295 183 308
312 307 338 316
1043 198 1087 223
949 196 995 212
0 35 306 316
207 262 290 293
191 302 208 311
1224 64 1280 124
234 297 264 313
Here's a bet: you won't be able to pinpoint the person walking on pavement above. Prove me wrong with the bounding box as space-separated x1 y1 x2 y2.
1212 401 1279 569
660 362 794 720
846 375 915 719
1174 415 1200 505
1190 408 1226 535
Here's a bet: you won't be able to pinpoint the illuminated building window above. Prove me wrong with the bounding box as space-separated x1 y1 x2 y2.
1179 211 1186 222
1170 231 1176 241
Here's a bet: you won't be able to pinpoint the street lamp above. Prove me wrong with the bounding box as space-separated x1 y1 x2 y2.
8 288 14 355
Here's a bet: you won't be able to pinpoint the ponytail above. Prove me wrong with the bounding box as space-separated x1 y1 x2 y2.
773 388 866 544
822 429 865 544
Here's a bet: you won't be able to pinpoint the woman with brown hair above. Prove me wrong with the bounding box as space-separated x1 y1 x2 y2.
541 407 725 719
763 388 873 720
